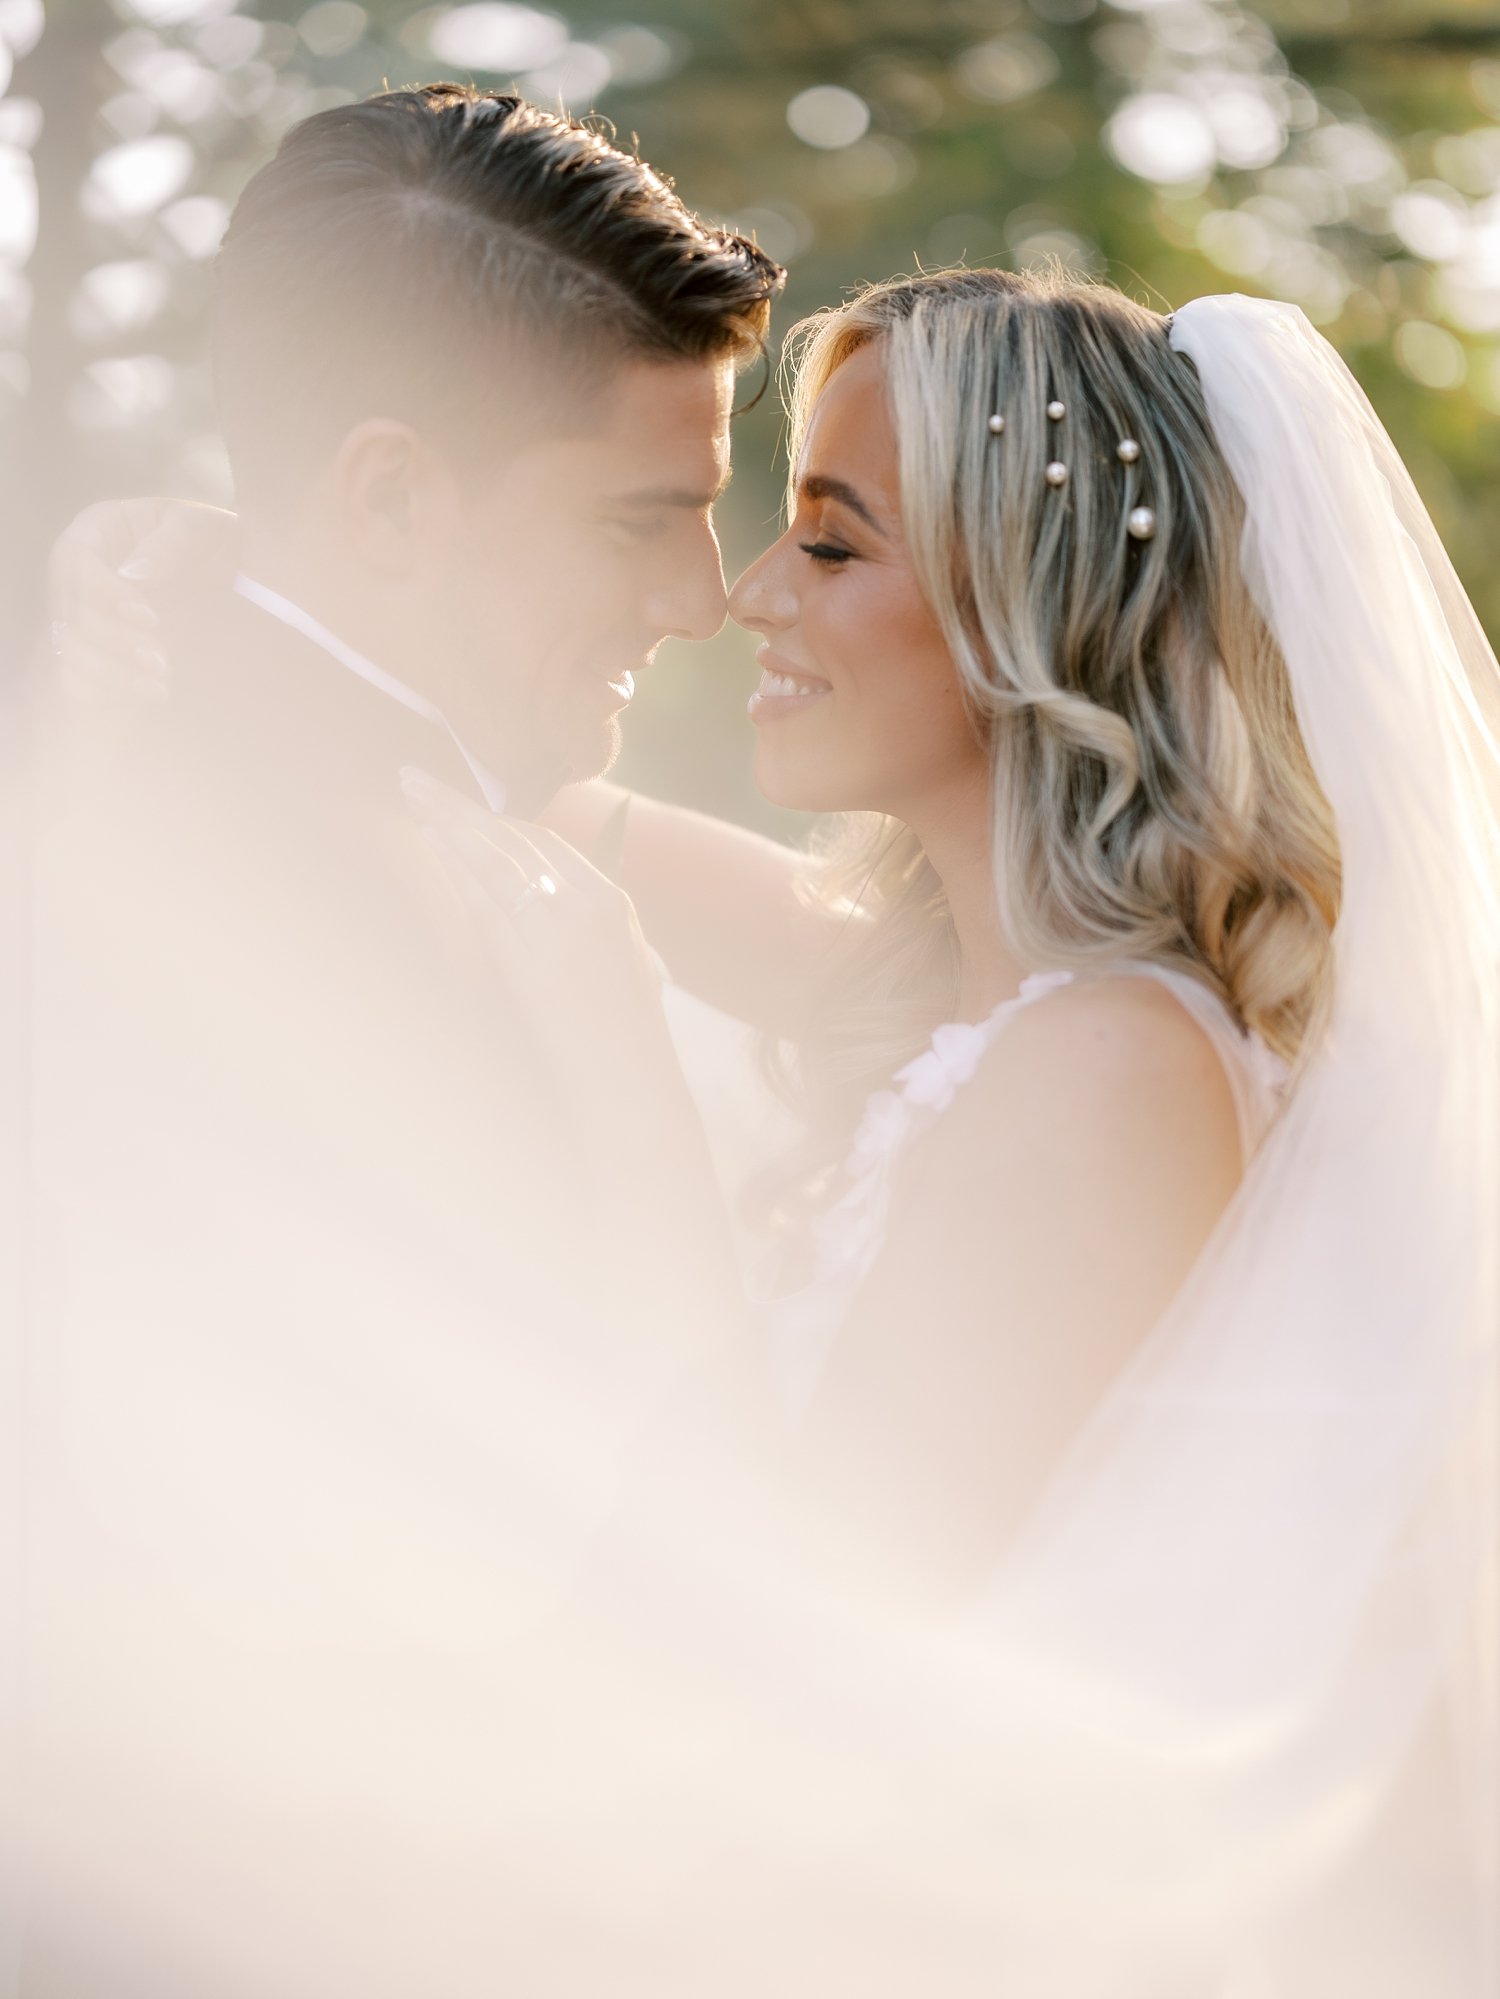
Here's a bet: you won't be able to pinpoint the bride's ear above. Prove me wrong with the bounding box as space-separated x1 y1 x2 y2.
327 418 457 573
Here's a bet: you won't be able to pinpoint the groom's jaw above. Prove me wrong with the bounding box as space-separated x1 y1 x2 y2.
426 352 735 786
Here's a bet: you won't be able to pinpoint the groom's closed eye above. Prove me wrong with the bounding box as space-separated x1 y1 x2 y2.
601 515 671 546
598 476 729 551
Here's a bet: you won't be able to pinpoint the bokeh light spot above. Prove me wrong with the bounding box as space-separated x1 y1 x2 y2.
1107 93 1216 187
70 354 176 429
0 144 37 264
426 4 568 74
1206 87 1285 172
0 0 44 61
595 26 683 89
954 35 1060 107
118 0 239 25
160 192 229 260
84 135 194 221
1395 319 1467 390
1197 208 1274 277
523 43 612 110
730 204 812 267
73 259 171 340
787 86 870 152
1391 185 1469 264
298 4 368 60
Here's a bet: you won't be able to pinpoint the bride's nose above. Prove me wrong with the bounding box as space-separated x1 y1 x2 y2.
728 537 796 634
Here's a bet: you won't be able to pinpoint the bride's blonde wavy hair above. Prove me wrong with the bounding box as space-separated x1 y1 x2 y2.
773 267 1340 1150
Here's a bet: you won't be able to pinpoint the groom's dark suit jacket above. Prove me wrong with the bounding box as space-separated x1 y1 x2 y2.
22 591 644 1995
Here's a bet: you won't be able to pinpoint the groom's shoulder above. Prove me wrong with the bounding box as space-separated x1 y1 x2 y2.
29 589 586 1244
30 585 499 1027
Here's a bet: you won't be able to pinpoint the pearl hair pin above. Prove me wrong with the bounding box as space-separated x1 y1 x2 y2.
982 409 1145 516
1117 437 1151 535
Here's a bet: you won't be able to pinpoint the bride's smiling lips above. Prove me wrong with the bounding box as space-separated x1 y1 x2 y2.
747 643 832 722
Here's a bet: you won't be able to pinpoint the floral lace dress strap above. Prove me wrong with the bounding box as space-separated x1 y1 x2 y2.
766 969 1075 1420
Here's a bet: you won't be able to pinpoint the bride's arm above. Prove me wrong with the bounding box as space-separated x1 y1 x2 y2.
400 771 751 1338
541 783 838 1039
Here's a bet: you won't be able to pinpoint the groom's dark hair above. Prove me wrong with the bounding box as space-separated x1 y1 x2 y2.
213 85 785 509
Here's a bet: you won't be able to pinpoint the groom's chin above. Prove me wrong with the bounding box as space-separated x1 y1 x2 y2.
506 718 622 816
570 714 624 786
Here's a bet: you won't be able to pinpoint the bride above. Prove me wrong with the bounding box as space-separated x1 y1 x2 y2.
52 267 1500 1992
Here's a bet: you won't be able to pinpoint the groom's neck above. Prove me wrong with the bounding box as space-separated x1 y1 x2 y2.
236 527 433 696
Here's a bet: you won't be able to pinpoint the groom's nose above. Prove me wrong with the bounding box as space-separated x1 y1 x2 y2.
644 520 728 645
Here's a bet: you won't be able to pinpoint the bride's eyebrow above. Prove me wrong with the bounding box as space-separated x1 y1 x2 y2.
799 473 886 537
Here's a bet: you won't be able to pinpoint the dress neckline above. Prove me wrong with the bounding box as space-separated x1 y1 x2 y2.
767 960 1288 1420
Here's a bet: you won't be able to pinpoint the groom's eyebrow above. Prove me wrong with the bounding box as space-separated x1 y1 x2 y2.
605 470 733 511
799 474 886 536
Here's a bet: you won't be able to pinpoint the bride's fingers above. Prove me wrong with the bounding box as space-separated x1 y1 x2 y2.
52 598 167 685
412 815 533 928
399 770 565 891
49 500 238 696
400 769 566 918
504 822 616 903
117 500 239 598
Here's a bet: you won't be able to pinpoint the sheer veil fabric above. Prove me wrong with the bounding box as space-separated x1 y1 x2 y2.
887 293 1500 1987
578 295 1500 1996
15 300 1496 1999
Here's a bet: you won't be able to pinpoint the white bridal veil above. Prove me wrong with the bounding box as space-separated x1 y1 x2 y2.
905 292 1500 1989
573 294 1500 1998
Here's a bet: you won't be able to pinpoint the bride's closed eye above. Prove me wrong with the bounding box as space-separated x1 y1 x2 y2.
799 541 854 566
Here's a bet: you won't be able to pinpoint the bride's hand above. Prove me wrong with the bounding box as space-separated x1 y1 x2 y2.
399 766 743 1329
48 497 238 699
400 765 673 1100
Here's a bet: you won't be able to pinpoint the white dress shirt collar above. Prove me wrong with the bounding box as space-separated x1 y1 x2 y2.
233 571 508 814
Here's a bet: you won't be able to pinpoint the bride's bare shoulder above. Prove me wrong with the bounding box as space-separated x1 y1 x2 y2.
994 971 1237 1116
926 972 1242 1263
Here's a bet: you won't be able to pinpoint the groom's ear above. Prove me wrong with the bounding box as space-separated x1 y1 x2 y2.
326 419 457 575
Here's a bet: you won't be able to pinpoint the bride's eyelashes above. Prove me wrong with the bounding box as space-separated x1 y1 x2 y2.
799 541 854 567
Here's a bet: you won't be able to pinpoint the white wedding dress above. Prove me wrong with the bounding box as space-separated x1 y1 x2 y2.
769 958 1289 1418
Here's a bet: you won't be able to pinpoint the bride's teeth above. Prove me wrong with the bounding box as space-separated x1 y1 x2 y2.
755 665 826 700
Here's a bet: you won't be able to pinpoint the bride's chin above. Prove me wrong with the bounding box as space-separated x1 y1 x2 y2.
752 755 856 819
751 746 829 814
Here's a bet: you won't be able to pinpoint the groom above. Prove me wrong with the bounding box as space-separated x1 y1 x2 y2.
25 86 781 1997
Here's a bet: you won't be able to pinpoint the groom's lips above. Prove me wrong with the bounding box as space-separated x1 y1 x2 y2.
576 661 643 712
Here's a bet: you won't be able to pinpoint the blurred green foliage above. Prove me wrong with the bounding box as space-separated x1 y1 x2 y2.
4 0 1499 826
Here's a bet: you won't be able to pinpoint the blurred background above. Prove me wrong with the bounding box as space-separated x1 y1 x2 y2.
3 0 1499 830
